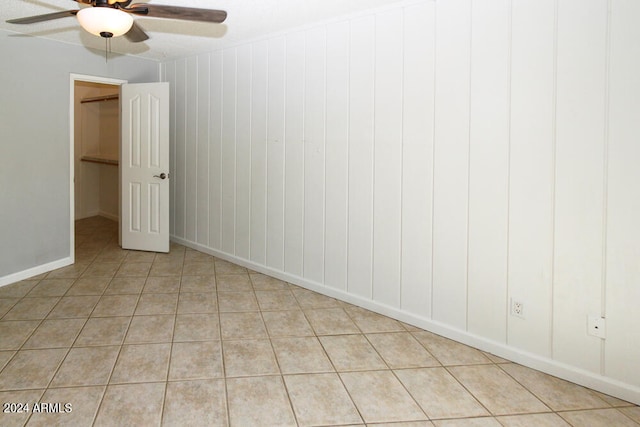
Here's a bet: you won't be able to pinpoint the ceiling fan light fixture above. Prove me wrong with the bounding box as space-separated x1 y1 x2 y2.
77 7 134 38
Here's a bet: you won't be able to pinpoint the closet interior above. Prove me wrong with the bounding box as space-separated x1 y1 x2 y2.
74 81 120 222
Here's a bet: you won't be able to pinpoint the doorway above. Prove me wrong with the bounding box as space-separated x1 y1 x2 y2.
69 74 127 261
74 81 119 221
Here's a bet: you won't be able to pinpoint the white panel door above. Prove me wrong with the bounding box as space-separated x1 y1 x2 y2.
121 82 170 253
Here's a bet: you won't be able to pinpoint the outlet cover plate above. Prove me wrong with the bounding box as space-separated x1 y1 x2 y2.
587 315 606 339
510 299 524 318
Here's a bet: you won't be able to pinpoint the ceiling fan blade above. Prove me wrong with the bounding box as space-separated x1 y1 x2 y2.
71 0 93 4
127 4 227 23
6 10 78 25
123 21 149 42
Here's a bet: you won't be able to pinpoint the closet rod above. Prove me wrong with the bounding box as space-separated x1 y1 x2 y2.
81 94 119 104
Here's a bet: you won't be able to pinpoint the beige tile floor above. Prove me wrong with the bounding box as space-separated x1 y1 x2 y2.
0 216 638 426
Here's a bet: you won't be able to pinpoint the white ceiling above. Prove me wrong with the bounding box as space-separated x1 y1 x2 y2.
1 0 409 61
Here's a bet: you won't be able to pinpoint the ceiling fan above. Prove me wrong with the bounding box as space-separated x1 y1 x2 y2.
6 0 227 42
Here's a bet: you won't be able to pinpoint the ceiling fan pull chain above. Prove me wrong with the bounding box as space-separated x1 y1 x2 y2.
100 31 114 62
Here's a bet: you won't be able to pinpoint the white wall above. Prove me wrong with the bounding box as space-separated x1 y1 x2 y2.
0 30 158 281
160 0 640 403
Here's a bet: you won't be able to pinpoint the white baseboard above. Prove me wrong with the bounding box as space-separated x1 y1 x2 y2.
75 212 97 220
171 235 640 406
76 211 118 222
0 257 74 288
98 211 119 222
83 210 101 219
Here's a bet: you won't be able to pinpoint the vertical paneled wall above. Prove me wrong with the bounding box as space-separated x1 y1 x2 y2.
196 54 210 247
605 0 640 389
284 33 305 277
400 2 435 318
160 0 640 396
432 0 472 331
266 37 286 272
208 51 223 251
347 16 375 300
467 0 510 344
236 45 253 260
304 27 328 284
185 57 198 243
324 21 350 292
507 0 556 358
372 9 403 308
553 0 608 374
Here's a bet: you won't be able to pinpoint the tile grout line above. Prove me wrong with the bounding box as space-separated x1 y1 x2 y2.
85 237 142 426
295 293 366 426
25 223 125 426
214 259 233 427
155 251 183 427
1 217 639 425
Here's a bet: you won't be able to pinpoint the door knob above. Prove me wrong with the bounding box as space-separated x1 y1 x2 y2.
153 173 168 180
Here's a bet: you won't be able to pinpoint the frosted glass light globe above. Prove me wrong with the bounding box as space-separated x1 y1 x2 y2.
77 7 134 37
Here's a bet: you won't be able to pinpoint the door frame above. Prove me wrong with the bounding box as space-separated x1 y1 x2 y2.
69 73 127 262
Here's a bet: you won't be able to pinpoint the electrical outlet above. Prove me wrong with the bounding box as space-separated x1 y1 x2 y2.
587 315 606 339
511 299 524 318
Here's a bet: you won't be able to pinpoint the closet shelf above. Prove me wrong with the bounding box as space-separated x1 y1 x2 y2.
81 94 119 104
81 155 119 166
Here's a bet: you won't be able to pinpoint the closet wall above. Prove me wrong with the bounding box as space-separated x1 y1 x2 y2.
160 0 640 403
74 81 120 221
